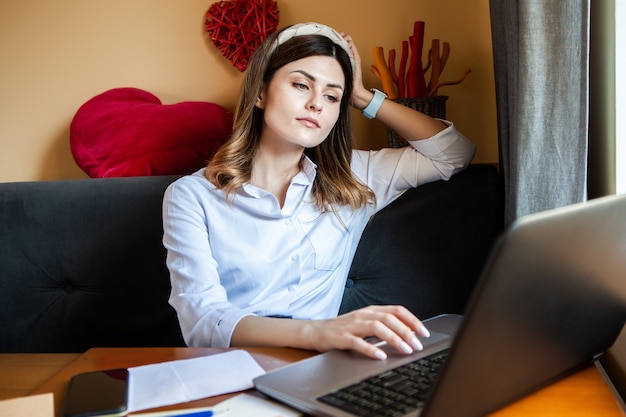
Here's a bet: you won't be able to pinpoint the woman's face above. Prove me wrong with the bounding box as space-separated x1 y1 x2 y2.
256 55 345 150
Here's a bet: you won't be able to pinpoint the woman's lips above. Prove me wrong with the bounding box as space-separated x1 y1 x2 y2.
297 117 320 128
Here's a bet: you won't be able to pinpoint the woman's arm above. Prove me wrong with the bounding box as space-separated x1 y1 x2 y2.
356 91 448 141
345 32 475 206
164 178 253 348
343 34 449 141
232 305 431 360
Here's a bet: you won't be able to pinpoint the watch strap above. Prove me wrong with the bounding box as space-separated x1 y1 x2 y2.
362 89 387 119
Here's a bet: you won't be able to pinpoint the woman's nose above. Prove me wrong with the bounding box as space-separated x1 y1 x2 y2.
307 95 322 112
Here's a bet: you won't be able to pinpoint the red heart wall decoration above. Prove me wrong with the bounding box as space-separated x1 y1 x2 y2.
205 0 280 72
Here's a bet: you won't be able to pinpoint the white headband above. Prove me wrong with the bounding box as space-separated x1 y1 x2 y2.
276 22 356 72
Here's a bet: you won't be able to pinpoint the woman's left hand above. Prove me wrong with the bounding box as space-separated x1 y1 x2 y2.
340 33 371 111
340 32 449 140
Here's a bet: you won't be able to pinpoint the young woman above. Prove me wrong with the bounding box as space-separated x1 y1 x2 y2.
163 22 475 360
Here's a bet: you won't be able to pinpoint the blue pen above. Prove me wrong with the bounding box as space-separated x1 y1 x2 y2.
169 411 213 417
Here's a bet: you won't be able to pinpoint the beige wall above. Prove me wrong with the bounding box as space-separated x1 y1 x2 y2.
0 0 497 182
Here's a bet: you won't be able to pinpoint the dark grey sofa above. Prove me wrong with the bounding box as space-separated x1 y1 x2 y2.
0 164 502 352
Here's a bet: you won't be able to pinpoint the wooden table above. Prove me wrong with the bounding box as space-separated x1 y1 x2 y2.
0 353 79 400
1 347 625 416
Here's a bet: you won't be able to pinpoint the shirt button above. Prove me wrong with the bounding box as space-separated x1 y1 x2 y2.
290 255 298 262
284 219 291 226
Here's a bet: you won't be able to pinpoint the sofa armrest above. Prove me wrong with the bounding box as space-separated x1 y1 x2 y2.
341 164 503 318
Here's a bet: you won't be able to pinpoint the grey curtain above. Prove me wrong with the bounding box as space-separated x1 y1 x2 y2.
490 0 591 225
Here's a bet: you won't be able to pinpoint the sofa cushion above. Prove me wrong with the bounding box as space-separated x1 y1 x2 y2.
341 164 503 318
0 176 185 352
70 88 233 178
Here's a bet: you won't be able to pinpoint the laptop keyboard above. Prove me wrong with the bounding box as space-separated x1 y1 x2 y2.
317 349 449 417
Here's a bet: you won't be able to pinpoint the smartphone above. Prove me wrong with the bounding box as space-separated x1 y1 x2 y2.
62 368 129 417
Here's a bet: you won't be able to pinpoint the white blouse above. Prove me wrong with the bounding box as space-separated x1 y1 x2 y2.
162 121 475 347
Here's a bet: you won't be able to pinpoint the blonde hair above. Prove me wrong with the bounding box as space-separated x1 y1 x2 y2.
206 27 375 211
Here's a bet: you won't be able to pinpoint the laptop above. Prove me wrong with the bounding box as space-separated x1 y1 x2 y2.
254 194 626 417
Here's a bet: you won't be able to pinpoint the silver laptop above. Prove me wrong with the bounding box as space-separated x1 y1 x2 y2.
254 194 626 417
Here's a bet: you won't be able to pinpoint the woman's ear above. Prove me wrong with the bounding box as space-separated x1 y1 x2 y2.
255 87 266 109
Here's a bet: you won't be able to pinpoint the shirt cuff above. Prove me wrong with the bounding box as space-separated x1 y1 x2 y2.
209 310 255 348
406 120 457 156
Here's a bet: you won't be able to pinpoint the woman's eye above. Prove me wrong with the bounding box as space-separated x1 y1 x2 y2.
325 94 339 103
293 82 308 91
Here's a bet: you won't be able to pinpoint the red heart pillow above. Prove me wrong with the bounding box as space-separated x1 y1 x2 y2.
70 88 233 178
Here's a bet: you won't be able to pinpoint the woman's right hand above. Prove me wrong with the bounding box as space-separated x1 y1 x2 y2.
302 305 430 360
232 305 430 360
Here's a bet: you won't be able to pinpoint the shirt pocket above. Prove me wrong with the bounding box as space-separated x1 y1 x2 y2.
299 211 349 271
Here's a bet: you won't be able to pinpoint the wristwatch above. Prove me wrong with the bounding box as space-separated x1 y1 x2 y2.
362 88 387 119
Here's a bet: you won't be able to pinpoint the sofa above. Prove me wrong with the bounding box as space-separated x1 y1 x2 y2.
0 164 502 353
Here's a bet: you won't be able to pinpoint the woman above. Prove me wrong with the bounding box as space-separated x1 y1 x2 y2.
163 22 475 360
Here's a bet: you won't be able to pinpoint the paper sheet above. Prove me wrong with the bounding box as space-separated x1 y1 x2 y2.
214 393 302 417
127 350 266 412
129 393 302 417
0 393 53 417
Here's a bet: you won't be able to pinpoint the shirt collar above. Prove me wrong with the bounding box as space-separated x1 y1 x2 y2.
293 155 317 185
241 154 317 197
